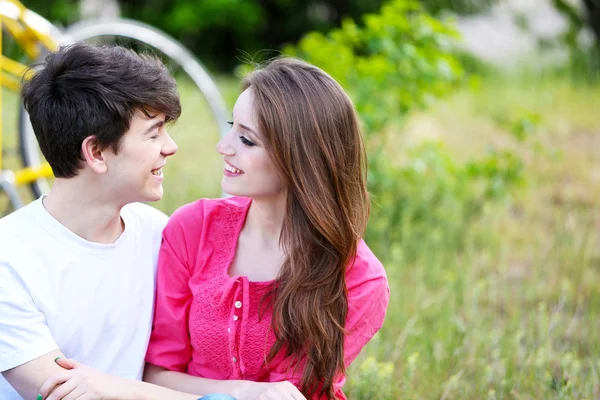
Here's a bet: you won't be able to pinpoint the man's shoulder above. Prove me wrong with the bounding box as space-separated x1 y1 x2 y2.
0 203 47 283
0 202 40 243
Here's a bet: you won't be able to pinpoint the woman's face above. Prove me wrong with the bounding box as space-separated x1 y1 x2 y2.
216 88 284 199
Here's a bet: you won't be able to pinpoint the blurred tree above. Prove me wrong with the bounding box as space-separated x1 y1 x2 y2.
553 0 600 46
115 0 392 70
283 0 525 263
25 0 79 28
421 0 496 15
80 0 120 20
550 0 600 77
24 0 498 71
583 0 600 43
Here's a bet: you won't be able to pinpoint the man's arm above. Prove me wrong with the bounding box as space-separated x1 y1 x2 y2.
2 349 65 399
38 358 199 400
0 261 66 398
39 359 306 400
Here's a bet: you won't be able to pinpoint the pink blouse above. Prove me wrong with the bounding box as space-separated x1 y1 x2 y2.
146 197 389 399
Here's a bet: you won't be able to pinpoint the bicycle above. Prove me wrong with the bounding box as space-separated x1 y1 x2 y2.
0 0 61 209
1 0 230 213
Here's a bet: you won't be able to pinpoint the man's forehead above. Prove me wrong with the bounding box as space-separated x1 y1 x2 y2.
136 107 165 121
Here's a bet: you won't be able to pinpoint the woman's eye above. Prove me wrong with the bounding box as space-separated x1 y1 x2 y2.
227 121 233 126
239 136 256 147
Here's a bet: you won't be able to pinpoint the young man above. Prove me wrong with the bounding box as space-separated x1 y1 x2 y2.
0 43 234 400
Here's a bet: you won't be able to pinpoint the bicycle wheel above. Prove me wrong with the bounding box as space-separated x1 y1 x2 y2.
6 7 63 203
19 104 51 198
19 18 230 200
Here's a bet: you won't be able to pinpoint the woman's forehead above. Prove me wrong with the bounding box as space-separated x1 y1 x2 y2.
233 88 258 127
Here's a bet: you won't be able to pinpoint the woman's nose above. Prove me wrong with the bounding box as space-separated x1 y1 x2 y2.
216 133 235 156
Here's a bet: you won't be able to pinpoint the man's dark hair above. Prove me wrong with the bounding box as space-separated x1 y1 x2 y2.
22 42 181 178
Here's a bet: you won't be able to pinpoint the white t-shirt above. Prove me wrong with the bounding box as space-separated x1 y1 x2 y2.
0 198 168 399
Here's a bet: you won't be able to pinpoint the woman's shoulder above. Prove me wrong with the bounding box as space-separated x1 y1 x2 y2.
168 196 251 226
351 240 386 275
346 239 388 291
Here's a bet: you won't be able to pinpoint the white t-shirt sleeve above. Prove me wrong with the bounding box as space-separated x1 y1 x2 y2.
0 262 58 372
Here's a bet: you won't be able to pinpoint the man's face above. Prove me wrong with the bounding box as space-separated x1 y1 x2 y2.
103 109 178 204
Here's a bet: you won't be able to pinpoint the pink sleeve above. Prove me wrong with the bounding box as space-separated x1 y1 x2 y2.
145 219 193 372
269 243 390 399
343 265 389 366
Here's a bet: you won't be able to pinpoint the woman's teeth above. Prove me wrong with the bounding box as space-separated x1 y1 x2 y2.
225 164 242 174
151 168 162 176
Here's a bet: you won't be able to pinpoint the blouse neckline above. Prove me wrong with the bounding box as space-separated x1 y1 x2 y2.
219 197 276 287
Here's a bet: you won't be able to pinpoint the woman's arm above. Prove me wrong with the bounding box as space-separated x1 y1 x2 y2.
144 363 306 400
143 363 251 397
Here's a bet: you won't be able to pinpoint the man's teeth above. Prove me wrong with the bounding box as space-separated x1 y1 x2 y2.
151 168 162 176
225 164 242 174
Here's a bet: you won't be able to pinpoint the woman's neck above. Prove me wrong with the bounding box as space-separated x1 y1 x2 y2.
244 193 286 248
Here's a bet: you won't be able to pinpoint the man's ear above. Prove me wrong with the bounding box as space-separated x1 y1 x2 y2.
81 136 108 173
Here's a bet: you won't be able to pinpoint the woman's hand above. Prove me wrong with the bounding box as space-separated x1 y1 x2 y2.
39 358 133 400
233 381 307 400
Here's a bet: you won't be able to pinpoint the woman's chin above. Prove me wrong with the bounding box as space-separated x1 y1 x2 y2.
220 182 242 197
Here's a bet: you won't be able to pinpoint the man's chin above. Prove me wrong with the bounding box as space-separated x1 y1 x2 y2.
141 189 164 203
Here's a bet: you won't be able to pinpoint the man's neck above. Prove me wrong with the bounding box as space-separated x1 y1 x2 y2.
42 178 125 244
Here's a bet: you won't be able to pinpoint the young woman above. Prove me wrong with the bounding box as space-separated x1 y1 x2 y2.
144 57 390 400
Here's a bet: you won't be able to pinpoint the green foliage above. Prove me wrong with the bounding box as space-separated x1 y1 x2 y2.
24 0 498 71
25 0 390 69
420 0 496 16
367 143 525 262
110 0 389 70
24 0 79 27
345 356 399 399
541 0 600 80
287 0 463 133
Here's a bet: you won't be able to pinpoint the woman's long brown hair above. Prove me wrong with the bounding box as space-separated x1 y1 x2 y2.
243 58 370 398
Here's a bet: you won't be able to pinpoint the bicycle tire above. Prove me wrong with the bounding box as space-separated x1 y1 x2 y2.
19 18 230 199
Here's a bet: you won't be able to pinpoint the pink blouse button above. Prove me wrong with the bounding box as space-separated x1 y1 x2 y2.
233 315 239 321
235 301 242 308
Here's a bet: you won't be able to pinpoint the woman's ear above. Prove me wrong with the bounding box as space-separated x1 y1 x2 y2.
81 135 108 174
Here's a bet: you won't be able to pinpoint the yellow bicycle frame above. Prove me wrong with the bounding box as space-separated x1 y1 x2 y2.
0 0 58 183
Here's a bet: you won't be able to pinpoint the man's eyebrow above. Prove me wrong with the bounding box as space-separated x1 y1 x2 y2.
143 120 164 135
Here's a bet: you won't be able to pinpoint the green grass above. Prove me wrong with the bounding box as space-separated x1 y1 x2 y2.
2 71 599 399
346 72 600 399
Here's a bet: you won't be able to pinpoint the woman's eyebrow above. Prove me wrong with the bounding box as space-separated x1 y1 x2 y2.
238 123 258 136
